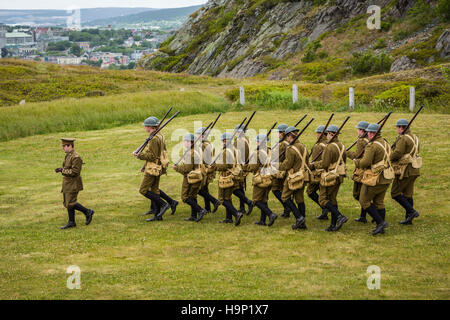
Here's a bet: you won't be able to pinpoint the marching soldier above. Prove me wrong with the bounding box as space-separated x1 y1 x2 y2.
390 119 421 224
232 124 254 215
353 123 393 235
134 116 177 222
306 125 329 220
279 126 309 230
270 124 292 218
346 121 370 223
195 127 220 214
173 134 208 222
310 125 348 232
247 134 278 226
55 138 94 229
216 132 244 226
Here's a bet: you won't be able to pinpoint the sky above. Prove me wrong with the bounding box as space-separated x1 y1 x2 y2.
0 1 207 10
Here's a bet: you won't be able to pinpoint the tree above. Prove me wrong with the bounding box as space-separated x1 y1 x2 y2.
70 43 82 57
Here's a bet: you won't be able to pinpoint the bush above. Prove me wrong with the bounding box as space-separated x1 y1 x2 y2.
301 40 322 63
350 51 392 75
436 0 450 22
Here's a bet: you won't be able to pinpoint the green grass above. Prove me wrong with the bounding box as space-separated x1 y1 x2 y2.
0 90 231 141
0 110 449 299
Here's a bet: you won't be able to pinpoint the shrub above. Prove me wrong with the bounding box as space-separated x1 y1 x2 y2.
350 51 392 75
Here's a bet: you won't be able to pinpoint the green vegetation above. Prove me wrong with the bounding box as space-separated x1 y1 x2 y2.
0 111 448 299
350 51 392 75
0 90 230 142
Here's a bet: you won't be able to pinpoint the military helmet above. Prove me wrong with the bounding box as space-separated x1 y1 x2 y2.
183 133 195 141
315 125 327 133
256 134 268 143
366 123 381 133
355 121 369 130
284 126 299 135
277 124 289 133
396 119 409 127
221 132 232 141
143 116 159 127
326 125 339 133
195 127 206 135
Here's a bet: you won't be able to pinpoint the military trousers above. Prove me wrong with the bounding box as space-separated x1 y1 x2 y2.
181 176 201 202
391 175 418 198
139 173 160 195
359 183 390 210
318 181 341 208
281 179 305 204
252 185 271 203
63 192 78 209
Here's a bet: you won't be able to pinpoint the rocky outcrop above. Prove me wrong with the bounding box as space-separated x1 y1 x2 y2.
436 29 450 59
139 0 447 79
390 56 417 72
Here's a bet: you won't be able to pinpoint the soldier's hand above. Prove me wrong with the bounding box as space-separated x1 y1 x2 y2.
172 164 177 169
309 163 315 170
133 152 139 158
55 168 63 173
140 167 145 173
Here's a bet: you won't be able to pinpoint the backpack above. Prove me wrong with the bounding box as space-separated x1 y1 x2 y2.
320 143 346 187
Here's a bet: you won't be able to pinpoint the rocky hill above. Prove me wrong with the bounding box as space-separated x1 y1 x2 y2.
139 0 450 81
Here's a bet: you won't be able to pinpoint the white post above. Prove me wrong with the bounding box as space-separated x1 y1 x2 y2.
239 86 245 105
409 86 415 112
349 87 355 110
292 84 298 104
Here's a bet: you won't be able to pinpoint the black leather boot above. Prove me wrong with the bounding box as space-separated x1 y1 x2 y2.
61 208 76 229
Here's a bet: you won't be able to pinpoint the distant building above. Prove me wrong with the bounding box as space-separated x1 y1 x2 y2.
76 42 90 51
0 25 6 49
6 32 33 45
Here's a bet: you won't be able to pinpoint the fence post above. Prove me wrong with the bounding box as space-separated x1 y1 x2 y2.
409 86 415 112
292 84 298 104
240 86 245 105
349 87 355 110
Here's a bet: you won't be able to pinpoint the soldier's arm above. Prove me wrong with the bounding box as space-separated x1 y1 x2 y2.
355 144 374 169
62 157 82 177
346 139 365 160
390 137 406 162
279 148 294 171
315 146 331 170
176 152 195 174
215 150 233 171
137 138 158 162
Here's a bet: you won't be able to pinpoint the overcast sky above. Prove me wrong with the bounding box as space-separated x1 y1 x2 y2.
0 1 207 10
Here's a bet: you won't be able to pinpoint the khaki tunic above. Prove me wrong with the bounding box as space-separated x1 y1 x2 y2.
315 138 346 207
347 137 369 200
354 136 392 209
174 148 202 202
306 136 327 196
271 139 289 191
61 150 83 209
201 140 215 186
215 147 235 202
279 140 309 203
233 136 249 189
390 129 420 198
247 147 271 202
138 133 164 195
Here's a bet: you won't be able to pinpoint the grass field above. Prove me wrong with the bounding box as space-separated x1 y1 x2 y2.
0 109 449 299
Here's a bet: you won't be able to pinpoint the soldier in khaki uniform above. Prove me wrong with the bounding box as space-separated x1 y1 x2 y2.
279 126 309 230
55 138 94 229
195 127 220 214
173 134 208 222
270 124 292 218
390 119 421 224
134 116 177 222
311 125 348 232
306 125 329 220
246 134 278 226
232 124 254 215
215 132 243 226
346 121 370 223
353 123 392 235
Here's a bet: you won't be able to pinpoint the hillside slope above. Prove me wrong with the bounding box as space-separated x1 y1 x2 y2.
139 0 450 81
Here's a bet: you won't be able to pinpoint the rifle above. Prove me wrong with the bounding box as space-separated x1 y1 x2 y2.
174 121 214 166
270 114 308 153
308 113 334 157
245 121 278 165
311 116 351 162
278 117 315 159
391 105 423 149
134 110 181 156
211 117 248 165
135 106 173 155
242 110 257 132
346 112 390 152
203 112 222 141
353 111 392 159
